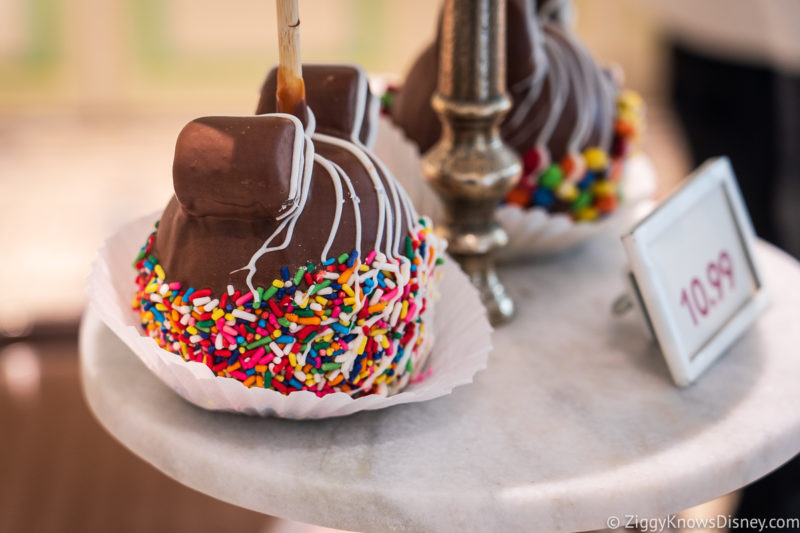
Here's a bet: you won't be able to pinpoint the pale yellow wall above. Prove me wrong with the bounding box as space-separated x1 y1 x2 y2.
0 0 668 113
0 0 442 112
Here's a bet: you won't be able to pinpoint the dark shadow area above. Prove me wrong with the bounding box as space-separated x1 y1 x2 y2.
0 333 267 533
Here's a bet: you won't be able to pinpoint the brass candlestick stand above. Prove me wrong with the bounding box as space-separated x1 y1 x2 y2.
422 0 521 325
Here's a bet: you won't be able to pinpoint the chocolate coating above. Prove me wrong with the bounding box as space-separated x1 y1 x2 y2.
154 119 407 294
257 64 377 147
152 65 407 293
173 116 295 219
391 0 616 162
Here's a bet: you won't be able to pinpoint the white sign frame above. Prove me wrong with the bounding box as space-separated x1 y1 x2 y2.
622 157 770 386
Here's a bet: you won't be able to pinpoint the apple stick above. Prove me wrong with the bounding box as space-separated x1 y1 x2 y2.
276 0 307 119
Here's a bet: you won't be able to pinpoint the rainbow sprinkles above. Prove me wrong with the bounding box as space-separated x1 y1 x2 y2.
134 222 443 398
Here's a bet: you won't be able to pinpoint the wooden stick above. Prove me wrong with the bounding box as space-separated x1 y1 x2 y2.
276 0 307 119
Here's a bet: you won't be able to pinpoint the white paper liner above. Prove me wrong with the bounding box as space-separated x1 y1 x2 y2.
87 213 493 419
373 115 657 258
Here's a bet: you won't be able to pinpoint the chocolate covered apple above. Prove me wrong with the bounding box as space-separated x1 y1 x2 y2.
133 64 445 397
390 0 644 221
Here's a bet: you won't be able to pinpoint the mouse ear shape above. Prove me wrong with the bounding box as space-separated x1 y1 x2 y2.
257 64 378 147
172 115 306 219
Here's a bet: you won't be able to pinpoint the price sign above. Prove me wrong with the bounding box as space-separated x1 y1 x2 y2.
622 157 770 386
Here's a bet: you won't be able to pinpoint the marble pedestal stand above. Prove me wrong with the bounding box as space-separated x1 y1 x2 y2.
80 237 800 533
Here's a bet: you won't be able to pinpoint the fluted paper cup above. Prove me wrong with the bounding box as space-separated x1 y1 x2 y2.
87 213 493 419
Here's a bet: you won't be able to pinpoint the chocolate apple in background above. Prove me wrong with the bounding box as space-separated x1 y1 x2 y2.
390 0 643 221
392 0 615 160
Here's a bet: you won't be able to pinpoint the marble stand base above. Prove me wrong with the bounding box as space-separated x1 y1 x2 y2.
80 237 800 533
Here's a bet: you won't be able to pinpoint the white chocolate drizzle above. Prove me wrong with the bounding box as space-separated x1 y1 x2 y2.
236 67 429 301
231 68 444 394
504 8 616 157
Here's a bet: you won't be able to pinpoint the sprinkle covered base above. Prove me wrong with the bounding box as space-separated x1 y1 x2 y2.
503 90 645 221
133 222 443 398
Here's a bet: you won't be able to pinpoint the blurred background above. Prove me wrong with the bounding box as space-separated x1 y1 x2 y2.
0 1 797 532
0 0 693 333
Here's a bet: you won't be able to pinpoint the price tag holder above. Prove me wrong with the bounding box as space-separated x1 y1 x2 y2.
621 157 770 387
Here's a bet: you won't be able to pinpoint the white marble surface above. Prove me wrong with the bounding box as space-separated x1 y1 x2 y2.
80 238 800 533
